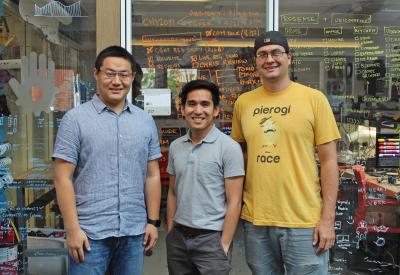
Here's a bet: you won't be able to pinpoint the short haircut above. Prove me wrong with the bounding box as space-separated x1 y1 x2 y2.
95 45 136 73
180 80 220 107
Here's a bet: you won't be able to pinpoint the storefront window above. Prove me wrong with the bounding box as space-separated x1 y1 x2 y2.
131 0 268 204
279 0 400 273
0 0 96 273
132 0 399 274
3 0 397 273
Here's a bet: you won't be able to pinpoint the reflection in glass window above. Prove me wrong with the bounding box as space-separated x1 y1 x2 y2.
280 0 400 273
0 0 96 273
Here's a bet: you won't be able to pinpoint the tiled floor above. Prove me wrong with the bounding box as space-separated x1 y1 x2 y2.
143 223 251 275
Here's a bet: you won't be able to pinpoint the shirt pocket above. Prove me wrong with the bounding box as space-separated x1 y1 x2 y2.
124 133 151 157
196 159 222 185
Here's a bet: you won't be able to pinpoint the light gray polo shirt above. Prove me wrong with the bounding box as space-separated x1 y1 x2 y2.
167 125 244 231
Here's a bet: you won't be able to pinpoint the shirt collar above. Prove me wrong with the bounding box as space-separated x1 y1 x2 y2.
92 94 131 114
183 125 219 143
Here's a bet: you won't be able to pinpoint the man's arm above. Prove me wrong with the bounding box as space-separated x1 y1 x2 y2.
220 176 244 255
313 141 339 255
144 159 161 251
166 175 176 232
54 158 90 263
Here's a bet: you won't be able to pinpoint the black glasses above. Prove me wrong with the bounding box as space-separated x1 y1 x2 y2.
256 50 287 60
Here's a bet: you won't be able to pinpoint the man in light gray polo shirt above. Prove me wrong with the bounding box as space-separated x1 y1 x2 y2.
166 79 244 275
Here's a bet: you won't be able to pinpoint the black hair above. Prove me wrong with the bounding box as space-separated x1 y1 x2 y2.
180 80 220 107
132 62 143 98
94 45 136 73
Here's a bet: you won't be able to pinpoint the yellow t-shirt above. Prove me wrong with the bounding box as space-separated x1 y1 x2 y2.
231 82 341 227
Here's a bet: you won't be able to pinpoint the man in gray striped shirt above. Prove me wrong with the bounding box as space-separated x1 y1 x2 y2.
53 46 161 275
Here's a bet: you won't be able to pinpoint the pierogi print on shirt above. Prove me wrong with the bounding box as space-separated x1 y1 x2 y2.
252 104 291 164
259 116 278 147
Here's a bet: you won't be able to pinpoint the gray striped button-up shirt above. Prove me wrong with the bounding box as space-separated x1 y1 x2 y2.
53 95 161 239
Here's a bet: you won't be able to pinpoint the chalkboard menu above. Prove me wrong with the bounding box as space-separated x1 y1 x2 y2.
134 44 258 121
132 2 267 122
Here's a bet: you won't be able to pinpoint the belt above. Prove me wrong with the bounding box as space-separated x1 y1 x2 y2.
174 223 219 237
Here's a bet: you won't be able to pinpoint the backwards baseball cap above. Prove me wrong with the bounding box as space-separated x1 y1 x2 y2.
254 31 289 55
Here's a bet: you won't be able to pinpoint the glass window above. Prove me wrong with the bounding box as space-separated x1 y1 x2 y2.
131 0 268 180
0 0 96 273
132 2 268 273
280 0 400 273
131 0 400 273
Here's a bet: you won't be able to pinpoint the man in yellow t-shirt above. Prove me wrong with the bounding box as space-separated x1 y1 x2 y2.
231 31 341 275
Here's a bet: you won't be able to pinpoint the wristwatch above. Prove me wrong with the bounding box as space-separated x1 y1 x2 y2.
147 219 161 227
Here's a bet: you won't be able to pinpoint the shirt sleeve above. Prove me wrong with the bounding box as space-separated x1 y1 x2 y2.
223 139 245 178
314 92 341 145
166 142 175 176
148 118 162 160
52 112 80 165
231 97 245 143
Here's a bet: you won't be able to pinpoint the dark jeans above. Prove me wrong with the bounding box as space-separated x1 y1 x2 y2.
166 226 232 275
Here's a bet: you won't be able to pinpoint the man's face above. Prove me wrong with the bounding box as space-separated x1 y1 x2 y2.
93 57 134 107
181 89 219 134
255 44 291 82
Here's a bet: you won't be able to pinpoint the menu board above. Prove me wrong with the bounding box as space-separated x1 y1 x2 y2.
135 44 258 120
132 7 267 122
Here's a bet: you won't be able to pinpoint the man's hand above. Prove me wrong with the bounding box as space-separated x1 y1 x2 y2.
143 224 158 251
221 241 230 256
315 141 338 255
313 219 335 255
67 228 91 263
